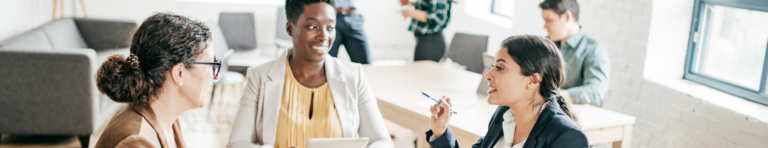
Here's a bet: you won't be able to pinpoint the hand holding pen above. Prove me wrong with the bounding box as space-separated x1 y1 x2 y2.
425 92 454 138
421 91 458 114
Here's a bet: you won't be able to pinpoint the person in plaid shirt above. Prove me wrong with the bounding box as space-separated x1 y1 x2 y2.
400 0 453 62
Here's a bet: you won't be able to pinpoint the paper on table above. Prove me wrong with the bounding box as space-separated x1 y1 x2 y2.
415 98 476 111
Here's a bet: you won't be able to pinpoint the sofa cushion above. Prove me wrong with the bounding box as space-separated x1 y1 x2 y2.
0 28 52 50
0 49 97 135
39 18 88 49
74 18 137 50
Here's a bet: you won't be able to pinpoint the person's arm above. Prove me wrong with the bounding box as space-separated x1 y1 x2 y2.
564 45 610 107
549 128 589 148
402 0 449 24
425 96 488 148
355 64 395 148
227 68 273 148
399 0 410 6
424 128 461 148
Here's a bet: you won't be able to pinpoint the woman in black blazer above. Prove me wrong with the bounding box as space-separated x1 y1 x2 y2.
426 35 588 148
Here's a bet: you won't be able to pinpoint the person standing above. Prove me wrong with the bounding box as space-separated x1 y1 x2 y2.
400 0 452 62
540 0 611 107
329 0 372 64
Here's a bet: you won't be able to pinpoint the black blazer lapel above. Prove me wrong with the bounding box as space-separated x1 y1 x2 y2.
481 106 510 148
522 101 560 148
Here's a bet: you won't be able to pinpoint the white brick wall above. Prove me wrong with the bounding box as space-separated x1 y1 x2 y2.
580 0 768 147
358 0 768 147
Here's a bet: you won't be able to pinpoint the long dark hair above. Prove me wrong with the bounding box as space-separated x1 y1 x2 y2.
95 12 211 106
501 35 577 122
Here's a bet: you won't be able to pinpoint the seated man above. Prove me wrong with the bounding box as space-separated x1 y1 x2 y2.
540 0 611 107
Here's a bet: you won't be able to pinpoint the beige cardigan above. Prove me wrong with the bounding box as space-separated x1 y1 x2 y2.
94 104 185 148
227 50 393 148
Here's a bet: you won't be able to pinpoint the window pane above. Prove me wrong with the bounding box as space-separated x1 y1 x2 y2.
693 4 768 90
492 0 514 18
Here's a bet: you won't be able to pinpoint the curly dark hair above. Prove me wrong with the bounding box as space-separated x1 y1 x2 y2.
502 35 576 122
96 12 211 106
285 0 335 24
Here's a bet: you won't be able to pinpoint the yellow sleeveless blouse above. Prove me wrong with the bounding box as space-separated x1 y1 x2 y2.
274 59 343 148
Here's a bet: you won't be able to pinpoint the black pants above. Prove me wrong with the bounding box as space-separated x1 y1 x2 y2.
414 32 446 62
329 12 371 64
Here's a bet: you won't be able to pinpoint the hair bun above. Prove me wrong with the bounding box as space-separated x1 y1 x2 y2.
126 53 140 67
95 54 151 104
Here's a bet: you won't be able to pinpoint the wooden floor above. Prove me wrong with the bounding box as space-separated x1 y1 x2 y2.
0 77 420 148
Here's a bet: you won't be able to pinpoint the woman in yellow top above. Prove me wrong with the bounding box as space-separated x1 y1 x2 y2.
227 0 393 148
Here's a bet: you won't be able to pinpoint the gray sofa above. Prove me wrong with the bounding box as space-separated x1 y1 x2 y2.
0 18 137 147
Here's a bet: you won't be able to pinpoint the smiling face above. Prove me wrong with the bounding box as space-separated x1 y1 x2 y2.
178 43 216 108
286 2 336 62
484 46 538 106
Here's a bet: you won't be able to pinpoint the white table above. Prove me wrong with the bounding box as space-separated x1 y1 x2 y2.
363 61 636 148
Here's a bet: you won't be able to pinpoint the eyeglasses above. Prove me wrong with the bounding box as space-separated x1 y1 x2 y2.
192 59 222 78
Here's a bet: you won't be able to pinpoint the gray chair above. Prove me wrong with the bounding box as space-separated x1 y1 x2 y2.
218 12 271 67
275 7 292 49
206 21 245 119
477 53 496 94
218 12 257 50
0 18 137 147
442 32 489 74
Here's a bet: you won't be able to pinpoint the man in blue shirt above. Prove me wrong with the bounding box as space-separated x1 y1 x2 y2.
540 0 611 107
329 0 372 64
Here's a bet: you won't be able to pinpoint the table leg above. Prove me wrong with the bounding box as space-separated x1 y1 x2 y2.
416 134 430 148
612 125 633 148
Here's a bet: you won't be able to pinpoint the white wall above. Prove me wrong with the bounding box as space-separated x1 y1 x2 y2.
575 0 768 147
505 0 768 147
0 0 49 41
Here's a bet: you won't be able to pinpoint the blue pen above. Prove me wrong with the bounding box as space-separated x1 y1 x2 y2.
420 91 458 114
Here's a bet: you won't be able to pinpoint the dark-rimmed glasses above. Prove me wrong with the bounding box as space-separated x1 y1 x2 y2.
192 59 222 78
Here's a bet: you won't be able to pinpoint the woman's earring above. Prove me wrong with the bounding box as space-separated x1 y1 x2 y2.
527 85 531 89
179 82 183 86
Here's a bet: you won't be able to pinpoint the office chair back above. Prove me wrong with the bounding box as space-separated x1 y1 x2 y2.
208 21 234 73
218 12 257 51
275 7 293 48
444 32 489 74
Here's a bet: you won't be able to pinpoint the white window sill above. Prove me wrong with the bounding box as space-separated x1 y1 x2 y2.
175 0 284 5
647 77 768 123
463 0 513 29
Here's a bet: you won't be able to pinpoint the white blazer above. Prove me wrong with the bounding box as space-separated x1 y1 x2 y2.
227 50 393 148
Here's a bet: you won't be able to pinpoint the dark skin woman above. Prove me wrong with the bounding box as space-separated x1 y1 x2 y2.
286 2 336 88
227 0 393 147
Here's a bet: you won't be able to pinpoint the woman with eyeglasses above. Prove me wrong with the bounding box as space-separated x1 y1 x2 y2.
94 12 221 148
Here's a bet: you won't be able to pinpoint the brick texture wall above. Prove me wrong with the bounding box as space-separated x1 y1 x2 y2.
578 0 768 147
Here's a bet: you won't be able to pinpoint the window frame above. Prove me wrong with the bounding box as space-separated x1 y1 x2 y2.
491 0 513 19
684 0 768 105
